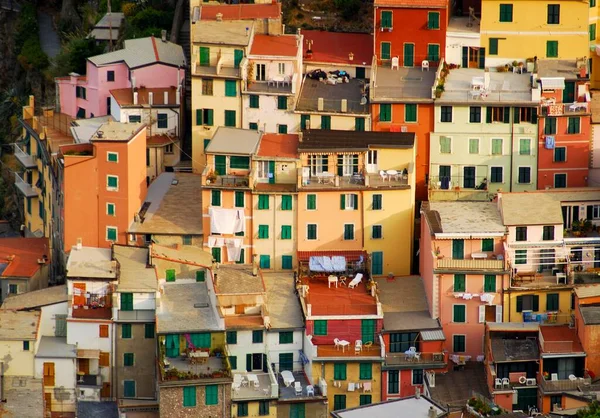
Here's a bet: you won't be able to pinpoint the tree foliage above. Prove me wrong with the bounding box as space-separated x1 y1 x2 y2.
334 0 361 21
52 35 105 76
15 3 49 71
577 401 600 418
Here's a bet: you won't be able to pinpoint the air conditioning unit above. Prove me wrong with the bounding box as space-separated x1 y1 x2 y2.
433 353 444 361
526 378 536 386
400 126 408 133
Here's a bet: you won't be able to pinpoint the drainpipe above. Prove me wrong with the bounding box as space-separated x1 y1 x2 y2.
509 109 515 190
273 192 277 270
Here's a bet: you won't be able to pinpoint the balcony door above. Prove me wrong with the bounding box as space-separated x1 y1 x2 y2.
439 165 450 189
366 150 378 173
256 64 266 81
403 44 414 67
214 155 226 176
463 167 475 189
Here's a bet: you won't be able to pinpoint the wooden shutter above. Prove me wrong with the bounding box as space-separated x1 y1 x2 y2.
340 194 345 209
516 295 523 312
495 305 503 323
43 363 55 387
462 47 468 68
478 305 486 323
513 107 520 124
246 354 252 372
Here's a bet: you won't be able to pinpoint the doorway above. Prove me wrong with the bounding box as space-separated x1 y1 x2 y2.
252 353 263 370
366 150 378 173
439 165 451 189
463 167 476 188
468 48 479 68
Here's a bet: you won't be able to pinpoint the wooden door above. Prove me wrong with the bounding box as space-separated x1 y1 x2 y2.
468 48 479 68
73 283 86 306
101 382 111 398
43 362 55 386
45 393 52 412
79 358 89 375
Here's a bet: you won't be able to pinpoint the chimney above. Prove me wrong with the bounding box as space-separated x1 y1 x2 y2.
341 99 347 113
161 30 167 42
317 98 324 111
245 27 249 37
76 238 82 250
349 52 354 61
428 406 437 418
131 76 136 89
216 12 223 22
252 255 258 276
415 387 420 399
148 92 153 105
176 86 181 105
133 92 138 105
164 91 169 104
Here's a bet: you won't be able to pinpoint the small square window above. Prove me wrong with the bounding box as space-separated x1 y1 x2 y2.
107 176 118 190
107 203 115 216
23 341 30 351
252 330 264 343
124 352 134 366
107 152 118 162
107 227 117 242
107 71 115 82
182 235 192 245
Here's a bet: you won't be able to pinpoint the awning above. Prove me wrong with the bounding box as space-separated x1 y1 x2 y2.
77 349 100 359
421 329 446 341
540 77 565 90
297 250 367 263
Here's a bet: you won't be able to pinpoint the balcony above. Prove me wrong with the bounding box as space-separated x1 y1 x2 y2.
385 352 446 369
277 368 326 401
541 101 589 116
316 343 383 359
71 293 113 320
13 144 36 169
297 171 409 190
244 73 299 95
435 258 506 272
202 165 253 189
77 373 101 387
14 173 37 198
428 176 492 202
232 359 279 402
192 50 242 79
539 375 591 393
117 310 154 321
159 340 231 385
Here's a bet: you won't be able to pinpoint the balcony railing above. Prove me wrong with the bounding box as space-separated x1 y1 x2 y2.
72 293 112 320
436 258 505 271
14 173 38 198
202 165 252 188
385 351 446 367
117 310 154 321
429 175 491 191
13 144 36 168
297 170 409 190
159 337 231 383
540 375 591 393
77 374 101 387
541 101 589 116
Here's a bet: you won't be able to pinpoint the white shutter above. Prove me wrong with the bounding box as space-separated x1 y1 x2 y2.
478 305 486 323
495 305 503 323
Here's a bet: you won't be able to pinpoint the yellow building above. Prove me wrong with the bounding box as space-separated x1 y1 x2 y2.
589 0 600 88
480 0 589 67
503 286 574 324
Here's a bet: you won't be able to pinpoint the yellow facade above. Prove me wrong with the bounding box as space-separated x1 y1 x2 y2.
311 361 382 412
480 0 589 64
503 288 573 323
589 1 600 88
232 400 277 418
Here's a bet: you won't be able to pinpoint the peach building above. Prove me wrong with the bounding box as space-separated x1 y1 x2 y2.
420 202 508 359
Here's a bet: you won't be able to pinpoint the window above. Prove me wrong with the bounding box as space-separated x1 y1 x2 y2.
23 341 29 351
278 124 288 134
452 239 464 259
124 353 134 366
545 117 557 135
259 255 270 269
593 205 600 219
230 156 249 170
554 173 567 188
282 255 293 270
321 115 331 130
314 320 327 335
360 395 372 405
413 369 424 385
428 11 440 29
359 363 372 379
281 225 292 240
453 335 466 352
195 109 214 126
489 38 499 55
75 86 87 99
307 194 317 210
107 203 115 216
301 114 311 130
490 167 503 183
547 293 559 311
388 370 399 394
258 400 269 416
543 226 555 241
211 190 221 206
229 356 237 370
554 147 566 162
237 403 248 417
166 269 176 282
567 117 580 134
372 225 382 239
440 136 451 153
469 106 481 123
225 80 237 97
516 226 527 241
307 224 317 240
441 106 452 122
278 63 286 74
355 117 365 131
195 270 206 282
120 293 133 311
258 225 269 239
334 363 347 380
182 235 193 245
279 332 293 344
107 70 115 81
99 325 109 338
258 195 269 210
226 331 237 344
405 104 417 122
519 139 531 155
107 152 118 162
202 79 213 95
205 385 218 405
334 395 346 411
234 191 244 208
454 274 466 292
145 324 154 339
499 4 513 22
381 42 391 60
249 95 259 108
252 330 264 343
372 194 382 210
487 106 509 123
308 154 328 176
484 275 496 292
482 239 494 252
277 96 287 110
468 138 479 154
107 227 117 242
518 167 531 184
427 44 440 62
381 10 392 28
591 24 597 42
516 295 539 312
99 352 109 367
453 305 466 322
224 110 236 127
157 113 168 129
380 104 392 122
389 332 419 353
515 249 527 265
122 324 132 339
593 0 597 7
281 195 292 210
107 175 118 190
343 224 354 240
340 194 358 211
547 4 560 24
124 381 136 398
491 138 503 155
547 41 559 58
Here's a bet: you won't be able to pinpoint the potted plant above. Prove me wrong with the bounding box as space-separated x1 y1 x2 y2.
211 347 223 358
206 170 217 184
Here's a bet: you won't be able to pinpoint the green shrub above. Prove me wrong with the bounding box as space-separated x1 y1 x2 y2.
334 0 361 21
18 38 49 70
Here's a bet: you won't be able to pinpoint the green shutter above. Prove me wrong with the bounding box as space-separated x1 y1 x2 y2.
484 275 496 292
452 239 464 259
503 107 510 123
206 109 213 126
234 49 243 68
314 320 327 335
516 296 523 312
212 247 221 262
453 305 466 322
227 331 237 344
546 41 558 58
196 270 205 282
372 251 383 275
405 104 417 122
454 274 466 292
428 12 440 29
120 293 133 311
340 194 345 210
124 381 136 397
200 47 210 66
307 194 316 210
281 195 292 210
513 107 521 124
427 44 440 61
145 323 155 338
122 324 132 338
165 334 180 357
277 96 287 110
381 11 392 28
321 115 331 130
359 363 372 379
211 189 221 206
259 255 270 269
224 110 236 127
486 107 492 123
489 38 498 55
249 95 259 108
225 80 237 97
462 46 468 68
301 114 311 130
282 255 293 270
380 104 391 122
482 238 494 251
478 47 486 69
334 363 347 380
281 225 292 240
258 195 269 209
258 225 269 239
124 353 134 366
234 191 244 208
355 117 365 131
205 385 218 405
166 269 176 282
361 319 376 343
381 42 391 60
533 295 539 312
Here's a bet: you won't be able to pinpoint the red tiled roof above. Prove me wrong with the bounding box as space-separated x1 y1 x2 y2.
303 278 377 316
148 134 175 147
250 34 299 57
374 0 448 8
297 250 367 263
110 87 179 106
225 315 264 330
257 134 299 158
302 30 373 66
200 3 281 20
0 238 49 278
540 325 584 353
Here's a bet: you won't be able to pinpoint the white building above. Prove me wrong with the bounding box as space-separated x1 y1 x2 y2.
445 16 481 68
0 310 39 377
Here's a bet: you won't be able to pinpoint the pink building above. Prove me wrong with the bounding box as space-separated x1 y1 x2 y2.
56 36 185 119
420 202 509 359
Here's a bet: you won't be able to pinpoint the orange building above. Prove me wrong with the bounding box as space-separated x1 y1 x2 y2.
58 122 147 258
574 286 600 379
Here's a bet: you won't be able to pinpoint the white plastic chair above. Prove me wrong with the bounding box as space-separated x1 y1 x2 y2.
348 273 363 289
495 378 502 389
334 338 341 350
294 381 302 396
569 374 577 381
355 340 363 354
391 57 399 70
414 352 421 362
502 377 510 388
379 170 388 182
422 60 429 71
306 385 314 396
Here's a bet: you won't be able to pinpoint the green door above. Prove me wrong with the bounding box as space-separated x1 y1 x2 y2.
452 239 464 259
361 319 375 343
563 81 575 103
372 251 383 275
462 47 468 68
290 404 305 418
279 353 293 371
200 47 210 66
214 155 226 175
381 42 391 60
268 161 275 184
404 44 414 67
234 49 243 69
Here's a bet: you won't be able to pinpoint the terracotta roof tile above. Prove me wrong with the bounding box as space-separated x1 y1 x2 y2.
257 133 299 158
375 0 448 8
200 3 281 20
147 134 175 147
224 315 264 330
302 30 373 66
110 87 179 107
0 238 49 278
540 325 584 353
250 34 299 57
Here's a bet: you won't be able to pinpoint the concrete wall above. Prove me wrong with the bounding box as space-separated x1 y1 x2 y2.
232 400 277 418
66 320 113 353
0 340 35 376
39 302 68 337
266 330 303 372
502 288 573 323
115 322 156 399
243 95 299 133
34 357 76 413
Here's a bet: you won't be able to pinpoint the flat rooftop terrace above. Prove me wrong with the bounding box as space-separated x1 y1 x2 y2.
301 276 378 316
372 66 436 102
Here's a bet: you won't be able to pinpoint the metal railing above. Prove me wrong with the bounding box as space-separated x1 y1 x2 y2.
117 310 154 321
13 144 36 168
14 173 38 197
436 258 505 271
540 375 591 392
385 351 446 366
429 175 491 191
